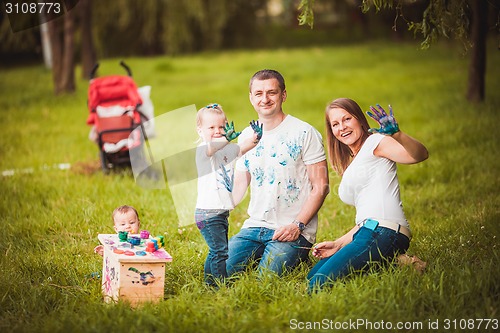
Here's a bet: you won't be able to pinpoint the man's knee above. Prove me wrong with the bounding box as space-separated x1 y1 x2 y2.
258 252 296 276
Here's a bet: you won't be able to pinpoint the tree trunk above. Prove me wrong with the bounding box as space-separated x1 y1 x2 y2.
60 8 76 93
466 0 488 102
47 17 64 94
79 0 96 80
39 12 53 69
46 6 76 95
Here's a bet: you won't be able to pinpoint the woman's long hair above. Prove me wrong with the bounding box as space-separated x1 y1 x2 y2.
325 98 371 175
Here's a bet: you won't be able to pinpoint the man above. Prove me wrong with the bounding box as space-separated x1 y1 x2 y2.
228 69 329 276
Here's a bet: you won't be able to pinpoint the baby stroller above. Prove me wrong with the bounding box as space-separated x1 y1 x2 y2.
86 61 147 173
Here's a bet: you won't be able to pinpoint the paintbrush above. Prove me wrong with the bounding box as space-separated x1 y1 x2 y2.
291 245 313 250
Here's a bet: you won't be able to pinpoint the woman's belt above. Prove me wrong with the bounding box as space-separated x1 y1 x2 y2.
360 218 412 240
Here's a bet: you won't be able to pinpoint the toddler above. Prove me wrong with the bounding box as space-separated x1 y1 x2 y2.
195 103 262 286
94 205 141 256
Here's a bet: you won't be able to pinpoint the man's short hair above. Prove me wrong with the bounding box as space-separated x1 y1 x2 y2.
249 69 286 92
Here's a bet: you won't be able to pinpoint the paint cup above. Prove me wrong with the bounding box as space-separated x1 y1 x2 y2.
140 230 150 239
145 242 156 253
118 231 128 241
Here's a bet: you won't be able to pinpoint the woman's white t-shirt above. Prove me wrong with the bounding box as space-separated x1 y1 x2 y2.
338 133 409 229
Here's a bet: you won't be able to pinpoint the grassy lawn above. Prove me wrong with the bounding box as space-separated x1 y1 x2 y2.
0 40 499 332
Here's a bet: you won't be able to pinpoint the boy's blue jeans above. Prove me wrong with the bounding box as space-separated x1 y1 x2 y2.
195 209 230 286
226 227 312 277
307 224 410 292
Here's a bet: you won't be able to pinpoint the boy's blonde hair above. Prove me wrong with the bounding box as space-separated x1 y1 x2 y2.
196 103 227 127
112 205 140 223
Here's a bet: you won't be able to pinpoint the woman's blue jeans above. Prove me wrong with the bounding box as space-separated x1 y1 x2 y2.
307 225 410 292
226 227 312 277
195 209 230 286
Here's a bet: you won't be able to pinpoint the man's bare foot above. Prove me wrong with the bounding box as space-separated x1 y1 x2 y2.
397 254 427 274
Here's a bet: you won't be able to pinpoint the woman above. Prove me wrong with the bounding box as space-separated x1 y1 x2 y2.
308 98 428 292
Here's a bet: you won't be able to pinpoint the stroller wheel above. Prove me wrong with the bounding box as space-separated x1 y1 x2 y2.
100 150 110 174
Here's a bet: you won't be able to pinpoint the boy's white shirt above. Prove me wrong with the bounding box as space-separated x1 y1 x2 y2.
195 141 240 210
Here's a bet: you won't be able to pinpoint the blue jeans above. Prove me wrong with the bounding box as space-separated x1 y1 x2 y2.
195 209 230 286
226 227 312 277
307 225 410 292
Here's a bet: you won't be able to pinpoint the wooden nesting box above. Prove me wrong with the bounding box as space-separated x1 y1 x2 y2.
98 234 173 305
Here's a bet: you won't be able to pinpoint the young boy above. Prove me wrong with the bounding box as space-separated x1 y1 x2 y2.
195 103 262 286
94 205 141 256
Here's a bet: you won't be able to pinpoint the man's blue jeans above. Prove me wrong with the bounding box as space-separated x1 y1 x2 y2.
195 209 230 286
226 227 312 276
307 225 410 292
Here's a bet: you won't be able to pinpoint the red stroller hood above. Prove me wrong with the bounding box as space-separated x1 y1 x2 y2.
86 75 142 125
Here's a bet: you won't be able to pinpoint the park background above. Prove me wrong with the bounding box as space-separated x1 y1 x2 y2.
1 1 499 332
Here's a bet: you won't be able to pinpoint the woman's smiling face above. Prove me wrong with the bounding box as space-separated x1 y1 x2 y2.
327 107 364 153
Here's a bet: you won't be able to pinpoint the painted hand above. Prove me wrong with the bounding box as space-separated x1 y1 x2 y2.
366 104 400 135
250 120 263 141
223 121 241 142
311 241 340 259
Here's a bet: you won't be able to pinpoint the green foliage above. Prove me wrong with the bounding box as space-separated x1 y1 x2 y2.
0 12 39 53
0 41 499 332
409 0 471 50
298 0 471 49
361 0 397 11
91 0 262 56
297 0 315 28
361 0 472 50
1 0 264 58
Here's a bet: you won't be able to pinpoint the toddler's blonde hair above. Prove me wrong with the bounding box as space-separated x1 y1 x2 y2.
196 103 227 127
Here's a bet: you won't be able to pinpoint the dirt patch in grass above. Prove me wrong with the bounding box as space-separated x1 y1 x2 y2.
71 160 101 175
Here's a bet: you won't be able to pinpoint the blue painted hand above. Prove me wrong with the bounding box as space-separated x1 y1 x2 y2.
366 104 400 135
250 120 263 142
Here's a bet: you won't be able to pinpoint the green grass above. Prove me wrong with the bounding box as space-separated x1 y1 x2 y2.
0 40 499 332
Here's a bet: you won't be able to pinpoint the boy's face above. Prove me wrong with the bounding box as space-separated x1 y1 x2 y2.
197 112 226 142
113 210 140 234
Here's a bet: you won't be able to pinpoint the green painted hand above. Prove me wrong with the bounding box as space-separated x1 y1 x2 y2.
223 121 241 141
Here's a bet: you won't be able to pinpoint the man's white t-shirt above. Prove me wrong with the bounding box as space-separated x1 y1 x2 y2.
235 115 326 244
338 133 409 229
